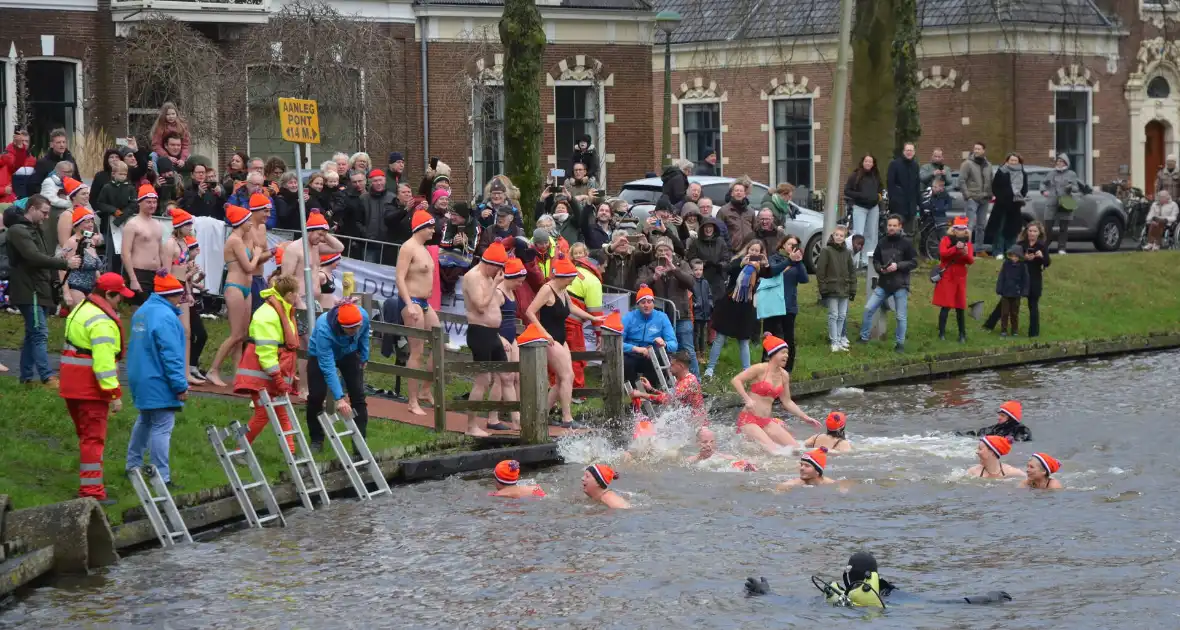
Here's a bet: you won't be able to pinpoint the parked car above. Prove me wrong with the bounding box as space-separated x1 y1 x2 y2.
617 176 827 271
947 166 1127 251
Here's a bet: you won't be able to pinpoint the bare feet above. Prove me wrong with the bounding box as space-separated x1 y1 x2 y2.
466 424 490 437
407 403 427 416
0 363 8 373
207 371 227 387
187 377 206 386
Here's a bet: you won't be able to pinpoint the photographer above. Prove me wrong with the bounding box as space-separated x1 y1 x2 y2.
602 229 651 289
636 237 698 376
58 207 105 308
5 194 82 385
642 198 685 256
178 163 223 220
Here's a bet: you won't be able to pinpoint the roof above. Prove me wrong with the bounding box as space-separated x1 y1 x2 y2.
652 0 1118 44
416 0 652 10
622 175 765 188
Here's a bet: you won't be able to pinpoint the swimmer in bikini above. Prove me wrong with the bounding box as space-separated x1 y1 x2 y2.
776 447 838 490
731 333 820 453
1018 453 1063 490
966 435 1026 479
490 460 546 498
582 464 630 509
397 210 442 416
803 412 853 452
684 427 757 471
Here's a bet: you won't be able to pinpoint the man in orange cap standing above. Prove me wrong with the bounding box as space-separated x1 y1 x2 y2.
959 400 1032 442
462 240 514 435
280 210 345 312
396 209 441 416
60 272 135 504
306 299 371 453
582 463 630 508
121 183 164 307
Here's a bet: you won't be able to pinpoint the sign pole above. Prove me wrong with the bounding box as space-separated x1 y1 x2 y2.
295 143 316 337
278 96 322 337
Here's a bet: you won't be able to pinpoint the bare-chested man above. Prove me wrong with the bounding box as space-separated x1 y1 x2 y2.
462 241 513 436
122 184 164 307
281 210 344 399
397 210 441 416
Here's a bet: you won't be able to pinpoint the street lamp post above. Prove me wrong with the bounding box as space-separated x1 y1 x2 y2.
656 10 682 167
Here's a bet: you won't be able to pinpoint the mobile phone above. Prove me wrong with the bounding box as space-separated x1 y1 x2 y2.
82 230 94 239
548 185 561 193
550 169 566 178
654 219 663 228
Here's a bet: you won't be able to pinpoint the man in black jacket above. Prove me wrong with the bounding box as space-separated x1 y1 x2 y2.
856 215 917 352
358 170 397 263
27 129 78 197
887 142 921 234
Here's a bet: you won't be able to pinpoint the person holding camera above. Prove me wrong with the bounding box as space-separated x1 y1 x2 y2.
602 229 651 290
5 194 82 385
704 239 768 377
58 207 105 308
856 215 917 353
932 216 975 343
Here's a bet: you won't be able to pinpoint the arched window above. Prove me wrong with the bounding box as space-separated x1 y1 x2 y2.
1148 76 1171 99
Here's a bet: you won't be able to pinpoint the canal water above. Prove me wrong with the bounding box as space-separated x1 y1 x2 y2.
4 351 1179 629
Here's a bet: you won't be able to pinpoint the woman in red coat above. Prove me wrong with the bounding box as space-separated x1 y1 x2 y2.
932 216 975 342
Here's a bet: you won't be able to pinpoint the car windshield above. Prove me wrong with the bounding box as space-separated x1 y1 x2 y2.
618 186 660 205
701 183 769 207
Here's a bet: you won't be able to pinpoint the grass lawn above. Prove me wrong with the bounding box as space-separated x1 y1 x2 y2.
0 377 440 523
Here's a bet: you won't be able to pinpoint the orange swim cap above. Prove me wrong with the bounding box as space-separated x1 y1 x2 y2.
586 464 618 488
999 400 1023 422
826 411 847 432
802 447 828 475
1032 453 1060 475
632 419 655 439
981 435 1013 458
494 460 521 485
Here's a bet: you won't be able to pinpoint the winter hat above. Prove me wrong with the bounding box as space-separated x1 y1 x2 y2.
494 460 521 485
952 215 970 228
532 227 550 244
802 447 829 476
600 311 624 334
653 237 675 254
826 411 847 432
320 252 342 266
71 206 95 227
155 157 174 175
981 435 1013 458
586 463 618 488
185 235 199 251
552 254 578 278
496 203 516 216
516 323 550 347
369 169 386 179
503 257 526 279
226 205 251 228
336 302 364 329
998 400 1022 422
762 332 789 357
482 241 509 267
136 184 158 201
1006 244 1024 258
635 284 655 303
306 210 329 231
432 188 450 206
433 173 451 187
489 179 507 194
450 202 471 220
1033 453 1061 476
249 192 272 212
632 419 656 440
388 151 404 164
63 178 86 198
153 269 185 296
170 207 194 229
411 210 435 234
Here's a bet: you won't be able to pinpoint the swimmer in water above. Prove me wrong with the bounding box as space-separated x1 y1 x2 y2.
775 447 837 490
1018 453 1063 490
966 435 1026 479
490 460 546 498
731 333 820 453
803 411 853 452
684 427 758 471
582 464 630 509
745 550 1012 607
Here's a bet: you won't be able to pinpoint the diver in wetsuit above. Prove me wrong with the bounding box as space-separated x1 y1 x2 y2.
744 551 1012 608
958 399 1033 442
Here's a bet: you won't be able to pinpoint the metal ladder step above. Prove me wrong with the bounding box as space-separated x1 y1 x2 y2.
240 481 264 490
317 410 392 502
259 390 330 512
127 466 192 548
206 421 287 529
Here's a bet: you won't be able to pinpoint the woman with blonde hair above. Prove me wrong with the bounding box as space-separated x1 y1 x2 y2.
704 239 768 377
206 205 274 387
149 102 191 170
349 152 371 178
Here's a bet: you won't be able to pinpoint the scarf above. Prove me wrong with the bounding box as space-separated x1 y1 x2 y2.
1008 166 1024 198
731 264 757 302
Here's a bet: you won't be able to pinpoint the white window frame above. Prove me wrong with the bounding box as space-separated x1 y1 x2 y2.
244 62 367 162
1 58 14 143
471 82 504 198
552 80 606 189
678 99 722 175
1051 85 1093 185
21 56 85 138
766 94 815 189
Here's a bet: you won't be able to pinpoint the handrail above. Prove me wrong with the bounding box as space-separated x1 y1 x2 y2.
370 320 434 341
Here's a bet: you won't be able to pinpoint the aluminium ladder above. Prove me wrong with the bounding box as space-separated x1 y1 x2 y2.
648 344 675 392
317 411 391 500
623 381 657 418
258 390 331 510
127 465 192 548
207 421 286 529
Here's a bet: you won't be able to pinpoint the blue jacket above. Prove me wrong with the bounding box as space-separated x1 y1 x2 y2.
127 293 187 411
621 309 678 354
691 276 713 322
307 306 371 400
761 255 810 315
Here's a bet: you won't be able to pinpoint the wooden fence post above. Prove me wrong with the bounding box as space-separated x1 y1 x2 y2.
598 331 626 426
517 341 550 445
431 325 447 433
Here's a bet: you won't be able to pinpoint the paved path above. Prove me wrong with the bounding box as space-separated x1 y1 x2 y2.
0 348 571 438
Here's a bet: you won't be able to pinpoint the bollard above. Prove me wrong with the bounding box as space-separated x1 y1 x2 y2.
598 331 627 427
518 340 550 444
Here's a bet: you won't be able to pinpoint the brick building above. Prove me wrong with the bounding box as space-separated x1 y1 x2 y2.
652 0 1180 195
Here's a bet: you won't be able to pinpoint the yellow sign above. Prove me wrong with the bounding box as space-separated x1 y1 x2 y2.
279 97 320 144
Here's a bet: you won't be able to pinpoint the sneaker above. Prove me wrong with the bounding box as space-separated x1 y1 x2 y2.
995 254 1004 261
839 337 850 348
1057 249 1066 255
189 366 208 381
938 333 946 341
311 440 324 453
830 343 842 353
893 343 905 353
703 368 714 378
43 376 60 388
1000 332 1008 337
855 337 869 344
958 334 967 343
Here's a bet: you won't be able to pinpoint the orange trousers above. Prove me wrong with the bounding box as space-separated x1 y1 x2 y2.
66 398 109 500
245 392 296 453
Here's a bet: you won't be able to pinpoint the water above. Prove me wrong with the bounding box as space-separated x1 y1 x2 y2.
6 352 1180 629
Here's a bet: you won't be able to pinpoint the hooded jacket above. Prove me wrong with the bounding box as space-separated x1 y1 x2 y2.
127 293 188 411
685 216 729 298
661 165 689 206
815 240 856 299
308 306 371 401
1 142 37 202
572 144 598 179
1039 154 1079 211
621 308 678 354
691 274 713 322
5 209 70 305
995 256 1030 298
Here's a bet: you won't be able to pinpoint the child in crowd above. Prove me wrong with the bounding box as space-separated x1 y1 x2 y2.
815 225 856 352
924 178 952 228
995 245 1029 336
690 259 712 359
850 234 865 268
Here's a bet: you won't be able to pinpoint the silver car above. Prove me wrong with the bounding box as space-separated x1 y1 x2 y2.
617 176 827 272
945 166 1127 251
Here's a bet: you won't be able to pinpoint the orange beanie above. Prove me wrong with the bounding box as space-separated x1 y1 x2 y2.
586 463 618 488
495 460 521 485
981 435 1013 458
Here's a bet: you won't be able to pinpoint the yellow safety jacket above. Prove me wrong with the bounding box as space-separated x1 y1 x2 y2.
60 296 123 401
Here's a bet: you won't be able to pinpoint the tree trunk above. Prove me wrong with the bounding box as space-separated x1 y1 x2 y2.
892 0 921 158
499 0 545 231
850 0 896 169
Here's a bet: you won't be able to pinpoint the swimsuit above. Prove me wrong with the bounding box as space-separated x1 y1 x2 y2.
224 246 253 298
737 369 786 432
497 288 517 342
736 410 783 432
467 324 508 362
404 296 430 310
980 467 1006 478
320 273 336 296
127 268 158 306
537 288 570 345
